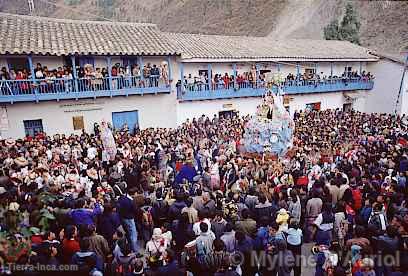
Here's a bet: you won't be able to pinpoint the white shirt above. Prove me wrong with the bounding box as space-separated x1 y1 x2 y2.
87 147 97 160
46 149 53 160
314 213 334 231
193 218 212 236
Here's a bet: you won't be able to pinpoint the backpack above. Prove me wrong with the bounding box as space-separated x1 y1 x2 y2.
142 206 153 227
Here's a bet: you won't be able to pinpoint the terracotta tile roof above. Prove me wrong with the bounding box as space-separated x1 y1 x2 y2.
0 12 178 56
165 32 378 60
0 12 378 61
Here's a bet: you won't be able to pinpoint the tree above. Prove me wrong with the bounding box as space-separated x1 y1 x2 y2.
339 3 361 44
323 3 361 45
324 19 341 40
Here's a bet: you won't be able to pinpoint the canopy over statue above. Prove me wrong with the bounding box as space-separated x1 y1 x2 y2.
242 73 294 157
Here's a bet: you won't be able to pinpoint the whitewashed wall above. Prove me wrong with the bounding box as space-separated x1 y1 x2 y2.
1 56 180 139
398 70 408 115
94 57 107 69
176 91 361 124
1 93 177 138
365 58 404 114
32 56 65 70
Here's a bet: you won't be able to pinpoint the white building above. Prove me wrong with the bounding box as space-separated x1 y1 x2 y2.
364 53 408 114
0 12 403 139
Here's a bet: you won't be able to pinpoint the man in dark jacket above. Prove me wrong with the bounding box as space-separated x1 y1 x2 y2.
235 231 255 276
168 192 187 221
157 249 183 276
151 189 169 227
254 194 276 224
116 182 139 253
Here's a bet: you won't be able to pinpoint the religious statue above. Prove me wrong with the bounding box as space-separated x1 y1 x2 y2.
242 89 294 157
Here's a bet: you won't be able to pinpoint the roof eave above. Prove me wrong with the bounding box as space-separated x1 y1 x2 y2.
179 57 380 63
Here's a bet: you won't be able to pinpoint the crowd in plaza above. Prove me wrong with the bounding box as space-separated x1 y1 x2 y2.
180 66 375 92
0 62 169 95
0 108 407 276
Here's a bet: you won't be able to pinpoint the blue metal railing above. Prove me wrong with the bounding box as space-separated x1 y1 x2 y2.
178 78 374 101
0 75 169 103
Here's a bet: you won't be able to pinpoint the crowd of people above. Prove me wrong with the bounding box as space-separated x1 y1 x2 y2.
0 62 169 95
0 108 406 276
180 66 374 92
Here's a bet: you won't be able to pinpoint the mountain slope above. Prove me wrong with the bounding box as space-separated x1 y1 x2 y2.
0 0 407 55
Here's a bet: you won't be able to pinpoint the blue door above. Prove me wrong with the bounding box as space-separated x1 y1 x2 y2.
112 110 139 133
23 119 43 137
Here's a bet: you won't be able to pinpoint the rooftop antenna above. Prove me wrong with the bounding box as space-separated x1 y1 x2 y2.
28 0 35 14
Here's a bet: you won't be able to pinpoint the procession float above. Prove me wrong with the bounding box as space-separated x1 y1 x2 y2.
242 73 295 159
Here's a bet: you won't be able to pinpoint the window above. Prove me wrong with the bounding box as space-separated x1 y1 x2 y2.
7 57 29 72
345 66 352 72
122 57 138 68
77 56 95 68
198 70 208 77
344 66 352 77
306 102 321 111
72 116 84 130
23 119 43 137
304 68 316 77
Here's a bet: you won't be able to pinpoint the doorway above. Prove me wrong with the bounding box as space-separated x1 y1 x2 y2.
343 103 352 112
219 110 237 119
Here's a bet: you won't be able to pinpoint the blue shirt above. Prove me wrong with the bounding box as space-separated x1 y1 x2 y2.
175 164 197 184
286 228 302 246
70 203 101 226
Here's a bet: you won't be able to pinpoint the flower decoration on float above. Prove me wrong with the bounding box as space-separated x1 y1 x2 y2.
242 72 294 158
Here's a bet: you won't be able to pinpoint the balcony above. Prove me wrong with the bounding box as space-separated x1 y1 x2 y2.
177 78 374 101
0 76 171 104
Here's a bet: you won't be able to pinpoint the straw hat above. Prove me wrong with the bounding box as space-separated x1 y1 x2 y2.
5 139 15 147
8 202 20 211
14 156 28 167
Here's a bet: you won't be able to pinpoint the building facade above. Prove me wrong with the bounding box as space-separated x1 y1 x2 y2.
0 12 398 139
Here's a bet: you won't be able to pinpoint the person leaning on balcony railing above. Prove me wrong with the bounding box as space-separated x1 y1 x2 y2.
63 68 73 92
250 65 256 88
143 63 152 87
133 65 144 88
223 73 230 89
151 64 160 87
212 74 219 90
0 67 10 80
93 68 103 91
186 74 194 91
15 70 29 93
35 63 44 79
